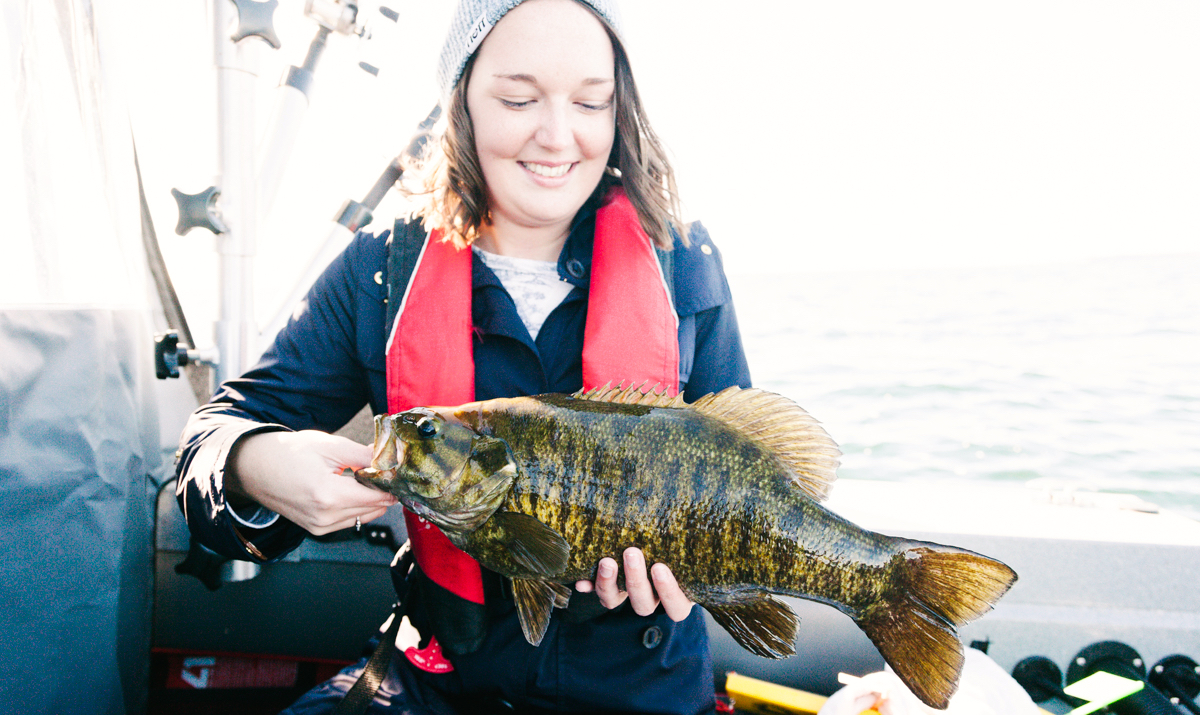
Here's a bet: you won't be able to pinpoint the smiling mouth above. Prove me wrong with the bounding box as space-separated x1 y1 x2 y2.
520 162 574 178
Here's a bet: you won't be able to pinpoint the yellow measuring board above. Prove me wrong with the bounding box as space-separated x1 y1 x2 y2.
725 672 831 715
725 672 882 715
726 671 1058 715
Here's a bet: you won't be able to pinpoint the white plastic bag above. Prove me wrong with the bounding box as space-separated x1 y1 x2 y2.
818 649 1041 715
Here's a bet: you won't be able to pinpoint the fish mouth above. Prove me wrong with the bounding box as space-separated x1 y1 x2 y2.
353 467 391 491
400 493 500 535
401 498 441 524
354 432 407 493
371 428 406 472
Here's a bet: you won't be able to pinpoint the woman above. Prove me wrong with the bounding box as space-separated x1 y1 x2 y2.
175 0 750 712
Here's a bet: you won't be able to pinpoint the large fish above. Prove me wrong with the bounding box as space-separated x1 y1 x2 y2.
355 385 1017 709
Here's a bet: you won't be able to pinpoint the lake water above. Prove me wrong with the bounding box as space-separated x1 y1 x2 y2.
727 253 1200 521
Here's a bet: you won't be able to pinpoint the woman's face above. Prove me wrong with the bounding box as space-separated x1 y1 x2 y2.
466 0 616 237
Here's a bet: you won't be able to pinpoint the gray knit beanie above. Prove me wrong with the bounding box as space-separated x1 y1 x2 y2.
436 0 624 108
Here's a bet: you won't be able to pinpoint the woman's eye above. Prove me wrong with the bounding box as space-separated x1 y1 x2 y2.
500 98 533 108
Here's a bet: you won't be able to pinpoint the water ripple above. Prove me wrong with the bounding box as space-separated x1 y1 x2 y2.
729 253 1200 520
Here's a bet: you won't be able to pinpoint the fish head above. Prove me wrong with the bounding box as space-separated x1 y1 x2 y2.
355 407 518 534
355 408 474 500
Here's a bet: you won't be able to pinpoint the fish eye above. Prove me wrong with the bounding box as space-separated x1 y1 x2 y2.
415 417 439 439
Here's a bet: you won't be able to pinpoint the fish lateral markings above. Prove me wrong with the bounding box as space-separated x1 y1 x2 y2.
355 385 1017 710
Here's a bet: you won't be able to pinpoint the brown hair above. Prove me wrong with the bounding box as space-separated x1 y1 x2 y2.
404 4 685 250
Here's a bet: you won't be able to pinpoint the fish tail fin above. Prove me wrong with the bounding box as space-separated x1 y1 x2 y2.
856 542 1017 710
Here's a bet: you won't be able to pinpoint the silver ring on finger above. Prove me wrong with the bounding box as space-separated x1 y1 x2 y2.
355 516 361 533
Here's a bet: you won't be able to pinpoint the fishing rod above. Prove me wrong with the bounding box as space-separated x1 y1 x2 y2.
1148 655 1200 715
1011 655 1086 711
1066 641 1183 715
260 103 441 347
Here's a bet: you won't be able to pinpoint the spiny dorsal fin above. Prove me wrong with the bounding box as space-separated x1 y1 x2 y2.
689 387 841 501
572 381 686 408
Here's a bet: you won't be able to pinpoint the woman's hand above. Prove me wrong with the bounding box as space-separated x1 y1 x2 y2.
575 547 695 621
226 430 396 535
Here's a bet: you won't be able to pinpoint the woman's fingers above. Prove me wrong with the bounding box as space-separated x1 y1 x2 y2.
623 548 659 616
592 557 625 608
302 465 397 534
584 550 695 619
650 563 694 621
330 436 374 469
359 504 391 524
330 504 392 535
230 430 395 535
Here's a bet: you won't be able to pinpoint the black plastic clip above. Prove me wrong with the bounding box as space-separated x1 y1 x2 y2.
175 538 231 591
1012 655 1083 707
154 331 191 379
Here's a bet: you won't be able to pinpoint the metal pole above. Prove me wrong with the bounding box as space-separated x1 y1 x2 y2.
257 25 332 219
213 0 260 385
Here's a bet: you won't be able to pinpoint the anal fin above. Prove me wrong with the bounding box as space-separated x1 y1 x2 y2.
512 578 571 646
703 591 799 659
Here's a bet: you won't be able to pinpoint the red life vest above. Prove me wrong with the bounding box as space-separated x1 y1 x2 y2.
385 187 679 667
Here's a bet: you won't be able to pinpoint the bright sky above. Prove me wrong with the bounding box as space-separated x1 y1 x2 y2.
117 0 1200 332
627 0 1200 275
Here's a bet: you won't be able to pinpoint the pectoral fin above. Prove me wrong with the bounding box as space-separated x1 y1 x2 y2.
703 591 800 659
465 511 570 579
512 578 572 646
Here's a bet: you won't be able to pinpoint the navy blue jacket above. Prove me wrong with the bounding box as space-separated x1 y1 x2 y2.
175 205 751 714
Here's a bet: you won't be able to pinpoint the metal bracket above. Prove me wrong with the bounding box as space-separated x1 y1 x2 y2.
230 0 282 49
154 331 218 379
304 0 359 35
154 331 189 379
171 186 229 236
333 200 373 233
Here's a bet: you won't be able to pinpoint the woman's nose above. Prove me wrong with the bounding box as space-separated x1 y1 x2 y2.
534 103 572 151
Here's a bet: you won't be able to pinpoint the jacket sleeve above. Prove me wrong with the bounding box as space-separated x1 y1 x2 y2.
673 222 753 401
174 230 389 562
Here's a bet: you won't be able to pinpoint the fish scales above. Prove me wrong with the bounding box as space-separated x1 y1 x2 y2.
487 399 679 581
356 386 1017 710
491 398 847 602
476 395 877 606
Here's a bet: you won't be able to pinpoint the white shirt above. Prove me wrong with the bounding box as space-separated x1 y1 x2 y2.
473 246 574 340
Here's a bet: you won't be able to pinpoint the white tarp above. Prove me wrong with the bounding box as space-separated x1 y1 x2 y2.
0 1 159 713
0 0 144 308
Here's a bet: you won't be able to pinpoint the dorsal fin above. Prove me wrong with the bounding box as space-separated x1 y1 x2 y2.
689 387 841 501
572 381 686 408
